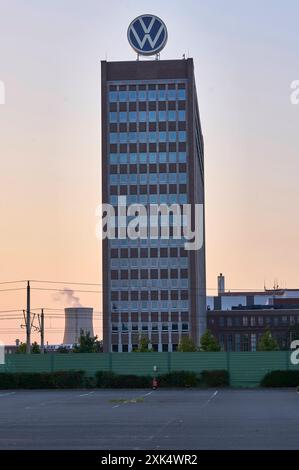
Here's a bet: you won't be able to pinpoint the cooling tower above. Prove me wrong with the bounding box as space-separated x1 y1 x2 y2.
63 307 94 344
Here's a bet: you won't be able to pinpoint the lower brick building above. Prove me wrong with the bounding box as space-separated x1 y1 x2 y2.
207 306 299 351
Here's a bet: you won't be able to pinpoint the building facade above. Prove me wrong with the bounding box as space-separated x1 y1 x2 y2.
101 58 206 352
208 307 299 351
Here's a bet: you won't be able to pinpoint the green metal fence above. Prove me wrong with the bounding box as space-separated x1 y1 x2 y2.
0 351 298 388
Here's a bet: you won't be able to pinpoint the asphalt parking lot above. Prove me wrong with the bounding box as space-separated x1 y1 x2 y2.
0 388 298 450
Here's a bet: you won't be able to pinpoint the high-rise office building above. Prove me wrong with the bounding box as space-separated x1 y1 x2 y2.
101 57 206 352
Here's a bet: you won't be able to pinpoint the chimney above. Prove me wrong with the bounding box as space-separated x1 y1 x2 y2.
217 273 225 295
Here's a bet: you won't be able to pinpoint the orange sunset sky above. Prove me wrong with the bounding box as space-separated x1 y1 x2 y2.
0 0 299 344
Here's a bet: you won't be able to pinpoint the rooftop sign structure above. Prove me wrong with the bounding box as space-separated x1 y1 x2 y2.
127 14 168 57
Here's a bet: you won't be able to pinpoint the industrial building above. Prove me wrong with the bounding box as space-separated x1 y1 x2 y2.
207 273 299 351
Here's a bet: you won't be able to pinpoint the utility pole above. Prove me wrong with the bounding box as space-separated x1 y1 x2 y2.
26 281 31 354
40 309 45 354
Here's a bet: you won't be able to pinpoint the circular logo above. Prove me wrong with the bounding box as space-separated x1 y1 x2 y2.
127 14 168 56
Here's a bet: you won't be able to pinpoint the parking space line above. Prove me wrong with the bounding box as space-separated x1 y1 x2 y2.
0 392 16 398
79 392 95 397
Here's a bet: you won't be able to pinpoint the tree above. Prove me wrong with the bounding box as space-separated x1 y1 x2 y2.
200 330 221 352
257 329 279 351
133 336 152 352
31 342 41 354
177 336 197 352
73 330 102 353
16 342 41 354
16 342 27 354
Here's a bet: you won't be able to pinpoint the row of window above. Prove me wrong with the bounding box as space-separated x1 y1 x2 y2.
111 247 188 259
109 110 186 124
211 315 299 328
109 195 188 206
109 89 186 103
110 163 187 174
112 323 189 332
109 123 186 134
110 173 187 184
108 99 186 113
110 258 189 270
110 152 187 165
111 344 179 352
111 290 189 301
111 311 189 320
111 280 189 290
111 300 190 311
110 184 187 197
109 142 187 154
109 82 186 91
109 131 187 144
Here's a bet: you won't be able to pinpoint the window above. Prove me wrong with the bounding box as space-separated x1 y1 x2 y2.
149 111 157 122
235 334 241 352
162 344 169 352
129 91 137 101
109 112 117 122
251 334 257 352
112 344 118 352
172 323 178 331
182 323 189 331
119 91 127 101
169 131 177 142
162 324 168 331
178 110 186 121
242 334 249 351
139 111 147 122
227 335 233 352
119 112 127 122
129 112 137 122
168 89 176 100
138 90 146 101
148 90 157 101
178 89 186 100
168 110 176 121
177 131 185 142
158 110 166 121
242 316 249 327
109 91 117 102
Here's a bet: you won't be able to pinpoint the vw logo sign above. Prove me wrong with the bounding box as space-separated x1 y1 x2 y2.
127 14 168 56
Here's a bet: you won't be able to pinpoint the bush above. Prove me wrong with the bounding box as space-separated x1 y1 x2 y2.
261 370 299 387
96 371 151 388
200 370 229 387
0 371 85 389
158 371 199 387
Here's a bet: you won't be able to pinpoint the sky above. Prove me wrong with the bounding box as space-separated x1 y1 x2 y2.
0 0 299 344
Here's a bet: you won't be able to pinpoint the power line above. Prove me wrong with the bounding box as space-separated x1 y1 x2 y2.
0 280 26 285
0 288 26 293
